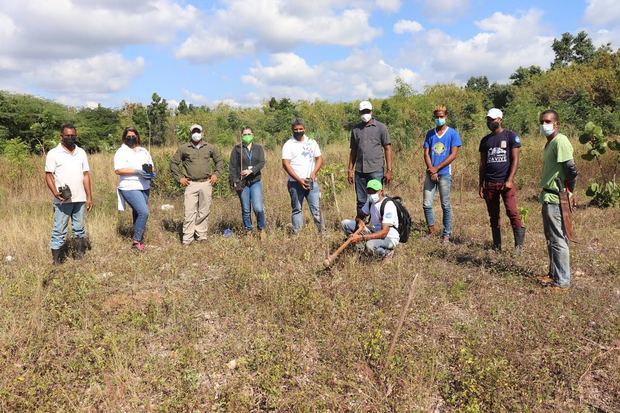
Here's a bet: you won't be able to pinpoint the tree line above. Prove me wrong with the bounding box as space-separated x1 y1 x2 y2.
0 31 618 155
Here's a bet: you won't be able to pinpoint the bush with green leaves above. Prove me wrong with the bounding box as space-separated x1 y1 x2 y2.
579 121 620 207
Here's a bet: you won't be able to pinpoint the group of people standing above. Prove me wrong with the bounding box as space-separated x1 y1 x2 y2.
44 102 576 290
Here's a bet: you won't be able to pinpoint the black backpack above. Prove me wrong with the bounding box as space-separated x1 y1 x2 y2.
380 196 412 243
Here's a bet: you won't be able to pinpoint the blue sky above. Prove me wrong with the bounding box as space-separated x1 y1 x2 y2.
0 0 618 108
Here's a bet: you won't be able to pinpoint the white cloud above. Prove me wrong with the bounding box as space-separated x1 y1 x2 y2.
28 53 144 104
376 0 401 13
239 50 422 103
584 0 620 27
584 0 620 47
175 0 381 63
394 19 423 34
400 9 554 84
182 89 210 105
0 0 195 104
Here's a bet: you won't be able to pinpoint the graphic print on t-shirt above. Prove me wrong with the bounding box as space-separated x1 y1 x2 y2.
433 142 446 155
487 146 507 164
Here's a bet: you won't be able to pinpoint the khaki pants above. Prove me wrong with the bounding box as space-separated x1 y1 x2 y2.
183 181 212 244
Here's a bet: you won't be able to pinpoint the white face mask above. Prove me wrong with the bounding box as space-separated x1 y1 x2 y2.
361 113 372 123
540 123 555 137
191 132 202 142
368 193 380 204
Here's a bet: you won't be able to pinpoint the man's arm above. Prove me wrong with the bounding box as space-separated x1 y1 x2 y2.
351 223 389 243
347 131 357 185
310 155 323 181
478 152 486 198
504 147 519 189
83 171 93 211
210 146 224 185
229 147 239 184
45 172 64 202
384 144 393 183
563 159 578 192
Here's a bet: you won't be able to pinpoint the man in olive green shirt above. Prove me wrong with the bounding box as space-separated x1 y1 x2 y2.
538 110 578 290
170 124 224 244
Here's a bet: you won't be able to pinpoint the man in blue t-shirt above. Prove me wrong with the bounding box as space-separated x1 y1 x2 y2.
423 104 462 242
478 108 525 254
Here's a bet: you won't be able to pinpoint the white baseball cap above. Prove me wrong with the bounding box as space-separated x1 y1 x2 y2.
190 124 203 132
486 108 503 119
359 100 373 111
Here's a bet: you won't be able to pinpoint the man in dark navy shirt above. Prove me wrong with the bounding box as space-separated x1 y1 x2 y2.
478 108 526 255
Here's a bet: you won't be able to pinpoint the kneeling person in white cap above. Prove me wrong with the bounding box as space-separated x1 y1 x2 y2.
341 179 399 258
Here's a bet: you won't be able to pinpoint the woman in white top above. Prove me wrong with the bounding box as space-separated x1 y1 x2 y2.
113 127 155 251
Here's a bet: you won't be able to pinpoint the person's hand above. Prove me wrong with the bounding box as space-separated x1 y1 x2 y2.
478 185 484 199
384 169 393 183
355 217 366 229
210 175 218 185
347 170 354 185
86 198 93 211
349 233 364 244
427 166 438 175
298 179 309 190
430 172 439 182
504 180 514 190
179 177 190 187
240 169 251 177
571 194 577 209
54 192 65 203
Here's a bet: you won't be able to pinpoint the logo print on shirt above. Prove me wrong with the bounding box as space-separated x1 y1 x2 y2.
487 147 507 164
433 142 446 155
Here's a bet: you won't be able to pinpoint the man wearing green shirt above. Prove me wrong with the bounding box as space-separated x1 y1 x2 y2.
538 110 578 290
170 124 224 245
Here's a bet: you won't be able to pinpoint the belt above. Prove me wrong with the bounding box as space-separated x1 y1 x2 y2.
190 177 210 182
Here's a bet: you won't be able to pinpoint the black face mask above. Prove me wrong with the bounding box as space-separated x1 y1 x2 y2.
487 121 500 132
125 136 138 147
293 131 304 140
63 137 77 149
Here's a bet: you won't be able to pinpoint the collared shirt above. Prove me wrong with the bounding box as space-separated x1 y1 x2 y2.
350 118 390 173
281 135 322 181
45 143 90 203
170 142 224 181
113 144 154 191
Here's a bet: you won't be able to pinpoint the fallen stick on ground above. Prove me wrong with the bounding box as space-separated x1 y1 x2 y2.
385 273 420 369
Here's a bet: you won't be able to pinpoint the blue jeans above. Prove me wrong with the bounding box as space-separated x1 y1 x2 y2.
50 202 86 250
120 189 150 242
542 203 570 287
288 180 322 233
355 170 384 215
422 174 452 237
341 219 394 257
238 180 265 230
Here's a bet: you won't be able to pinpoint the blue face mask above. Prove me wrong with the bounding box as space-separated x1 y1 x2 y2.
434 117 446 127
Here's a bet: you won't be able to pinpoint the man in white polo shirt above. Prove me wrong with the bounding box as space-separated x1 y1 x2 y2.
45 123 93 264
281 117 324 234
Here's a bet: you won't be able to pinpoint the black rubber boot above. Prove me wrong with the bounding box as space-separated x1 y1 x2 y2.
491 227 502 251
74 237 88 259
51 248 65 265
513 227 526 256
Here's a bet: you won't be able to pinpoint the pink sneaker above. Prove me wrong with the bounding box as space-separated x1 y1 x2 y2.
131 241 145 252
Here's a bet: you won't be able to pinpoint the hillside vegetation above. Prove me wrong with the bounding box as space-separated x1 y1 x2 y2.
0 135 618 411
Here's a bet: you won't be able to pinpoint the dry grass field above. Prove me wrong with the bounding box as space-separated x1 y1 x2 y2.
0 134 618 412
